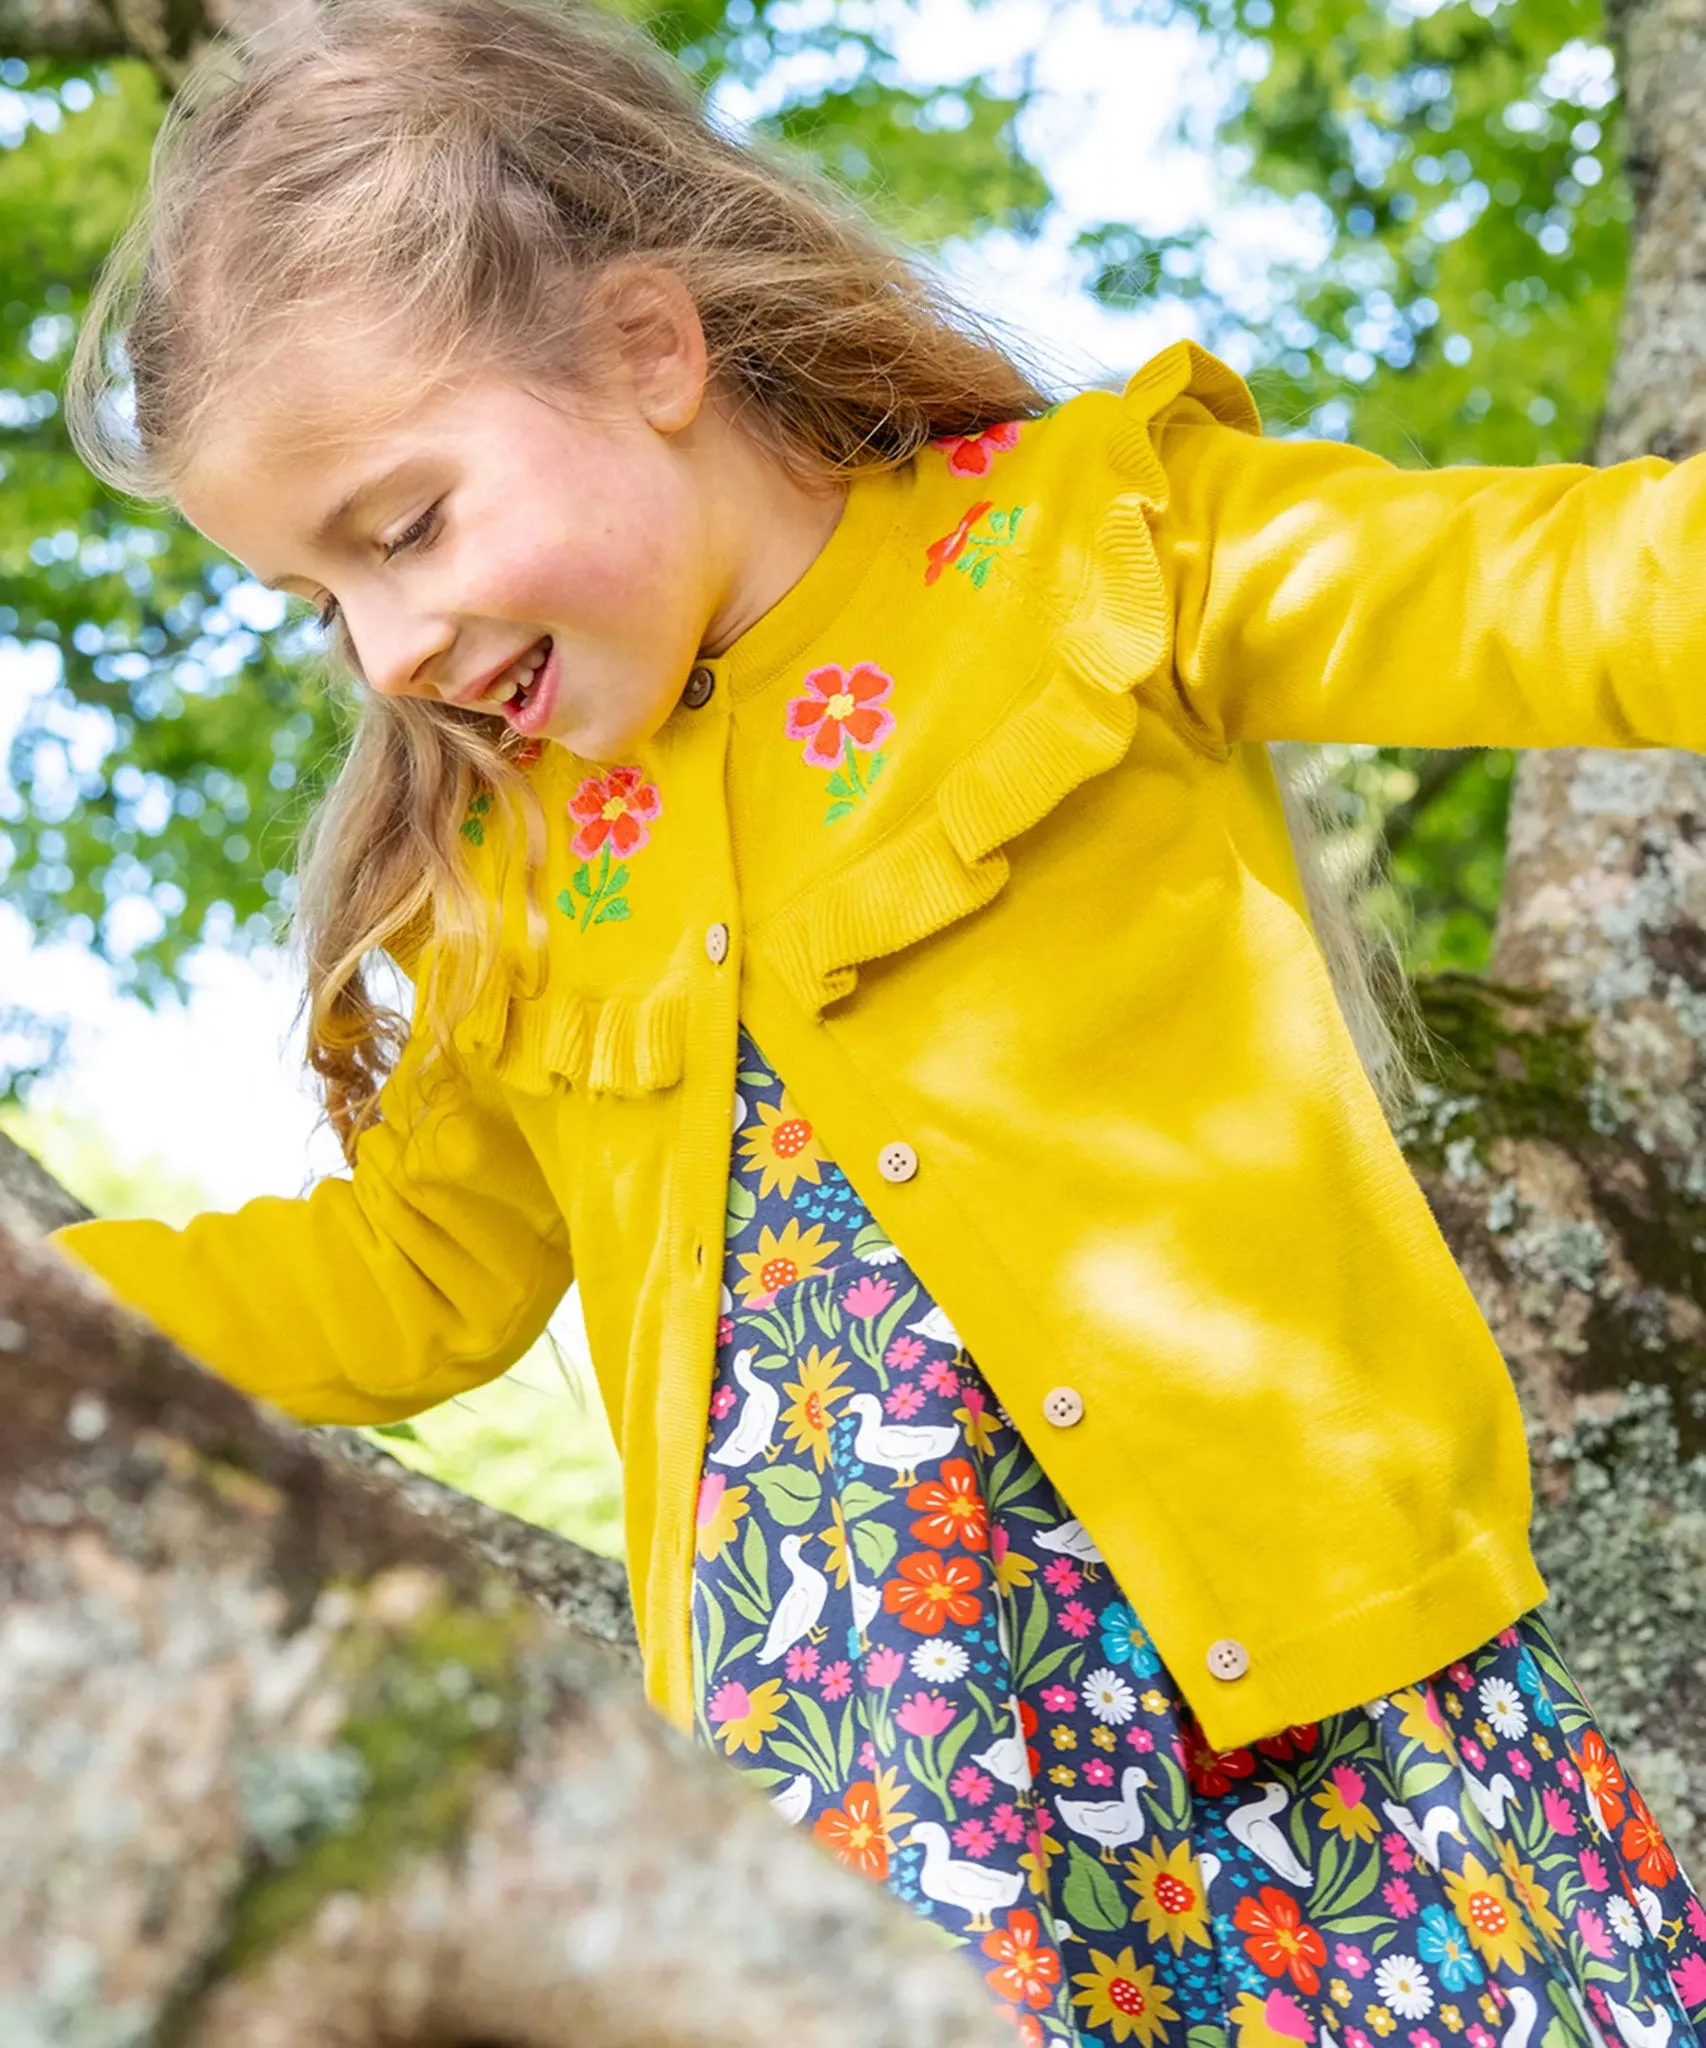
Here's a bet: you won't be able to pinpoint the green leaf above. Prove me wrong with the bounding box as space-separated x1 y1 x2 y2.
607 864 630 893
822 801 856 824
1061 1841 1128 1933
864 752 886 783
573 863 593 897
555 889 576 917
826 772 853 798
369 1421 420 1441
458 818 485 845
752 1463 822 1526
725 1177 758 1236
742 1511 770 1593
738 1068 774 1088
592 897 631 925
1187 2028 1231 2048
840 1480 892 1521
852 1518 899 1577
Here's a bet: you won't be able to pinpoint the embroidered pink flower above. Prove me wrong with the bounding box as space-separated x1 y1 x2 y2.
567 765 661 859
842 1274 897 1319
936 421 1021 477
896 1690 958 1738
864 1646 905 1687
786 661 896 768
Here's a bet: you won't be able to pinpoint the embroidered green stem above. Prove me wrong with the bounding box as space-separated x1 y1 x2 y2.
556 843 632 930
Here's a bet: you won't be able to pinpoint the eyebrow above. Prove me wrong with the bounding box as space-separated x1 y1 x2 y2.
258 461 419 590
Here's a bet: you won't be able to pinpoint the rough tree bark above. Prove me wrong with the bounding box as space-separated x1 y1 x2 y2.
0 1161 1009 2048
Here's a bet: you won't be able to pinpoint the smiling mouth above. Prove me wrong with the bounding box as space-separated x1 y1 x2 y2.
482 636 551 713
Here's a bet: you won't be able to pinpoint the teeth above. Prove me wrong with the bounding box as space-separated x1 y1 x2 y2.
482 639 549 706
489 675 520 704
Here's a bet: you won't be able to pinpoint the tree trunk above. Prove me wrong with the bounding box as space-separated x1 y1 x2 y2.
1409 0 1706 1869
0 1171 1007 2048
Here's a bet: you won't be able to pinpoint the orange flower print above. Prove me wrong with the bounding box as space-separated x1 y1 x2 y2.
982 1908 1062 2010
1574 1729 1628 1831
567 765 661 859
1234 1885 1328 1994
907 1458 991 1552
813 1780 891 1881
935 420 1022 477
883 1550 985 1633
1621 1786 1679 1887
925 499 993 583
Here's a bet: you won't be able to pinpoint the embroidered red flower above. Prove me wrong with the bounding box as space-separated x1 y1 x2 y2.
1235 1886 1328 1994
785 661 897 769
907 1458 990 1552
567 765 661 860
882 1549 984 1633
982 1908 1062 2010
925 498 994 584
936 421 1021 477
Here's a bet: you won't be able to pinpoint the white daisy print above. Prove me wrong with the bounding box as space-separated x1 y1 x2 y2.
910 1637 970 1684
1608 1896 1644 1948
1478 1675 1527 1739
1081 1667 1137 1726
1374 1955 1434 2020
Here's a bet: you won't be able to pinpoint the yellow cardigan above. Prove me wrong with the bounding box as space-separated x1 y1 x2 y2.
55 342 1706 1749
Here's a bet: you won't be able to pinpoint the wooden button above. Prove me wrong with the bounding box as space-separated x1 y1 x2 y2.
1041 1385 1084 1428
705 923 730 965
877 1142 918 1183
682 665 716 710
1207 1637 1250 1682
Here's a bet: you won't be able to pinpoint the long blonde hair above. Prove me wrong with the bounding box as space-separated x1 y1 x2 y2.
68 0 1408 1145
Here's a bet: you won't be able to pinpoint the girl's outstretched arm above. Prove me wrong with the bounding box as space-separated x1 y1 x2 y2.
49 1007 572 1425
1150 358 1706 751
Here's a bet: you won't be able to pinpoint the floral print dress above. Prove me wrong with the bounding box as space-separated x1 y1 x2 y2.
693 1030 1706 2048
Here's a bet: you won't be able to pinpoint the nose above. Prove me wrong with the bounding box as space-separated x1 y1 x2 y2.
343 594 454 702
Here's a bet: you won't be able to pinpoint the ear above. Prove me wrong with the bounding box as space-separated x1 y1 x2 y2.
593 262 708 434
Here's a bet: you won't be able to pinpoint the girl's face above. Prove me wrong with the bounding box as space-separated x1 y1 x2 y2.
178 285 842 762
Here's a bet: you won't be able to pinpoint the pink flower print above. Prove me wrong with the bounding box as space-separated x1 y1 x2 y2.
1558 1757 1580 1788
716 1315 734 1348
1059 1601 1095 1639
1126 1726 1155 1752
1258 1992 1313 2043
886 1335 926 1372
951 1765 994 1808
1348 2033 1374 2048
1335 1944 1370 1978
710 1383 736 1420
1459 1739 1485 1770
953 1816 997 1858
1382 1877 1418 1917
708 1680 751 1727
859 1739 878 1770
896 1689 957 1738
1576 1907 1614 1960
1040 1685 1077 1714
1042 1557 1082 1596
842 1274 896 1319
1510 1749 1532 1779
1672 1953 1706 2012
1409 2032 1439 2048
1497 1625 1520 1647
1083 1758 1115 1787
1383 1831 1416 1872
785 1643 820 1682
1467 2030 1495 2048
1689 1894 1706 1942
865 1645 905 1688
885 1384 924 1419
936 421 1021 477
921 1358 959 1398
1541 1787 1578 1836
1449 1662 1475 1690
992 1802 1027 1843
1579 1847 1611 1892
785 661 896 767
567 765 661 860
819 1659 852 1701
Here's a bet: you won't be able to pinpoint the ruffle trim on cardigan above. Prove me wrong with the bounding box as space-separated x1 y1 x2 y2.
457 965 689 1097
763 339 1263 1015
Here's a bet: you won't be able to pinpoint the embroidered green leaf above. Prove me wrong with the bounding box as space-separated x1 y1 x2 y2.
968 557 993 588
864 752 886 784
459 817 485 846
839 1480 892 1522
1062 1842 1128 1933
988 509 1011 535
851 1517 898 1578
607 864 630 893
554 889 576 918
822 801 855 824
752 1463 821 1526
469 791 493 815
825 772 853 799
592 897 631 925
573 862 593 897
725 1177 757 1237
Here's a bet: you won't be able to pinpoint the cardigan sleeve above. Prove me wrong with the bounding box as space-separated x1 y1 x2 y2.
1149 386 1706 751
50 1011 573 1426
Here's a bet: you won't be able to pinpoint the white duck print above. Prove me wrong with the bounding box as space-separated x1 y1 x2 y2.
1605 2001 1673 2048
1500 1987 1541 2048
756 1534 830 1665
1032 1518 1105 1578
1056 1765 1153 1860
846 1391 960 1487
839 1521 881 1645
1461 1765 1519 1831
1225 1781 1313 1886
969 1695 1033 1793
906 1303 964 1350
906 1821 1025 1932
1379 1796 1465 1870
769 1771 814 1826
708 1348 779 1470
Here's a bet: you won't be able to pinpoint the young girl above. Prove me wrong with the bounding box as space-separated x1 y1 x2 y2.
56 1 1706 2042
